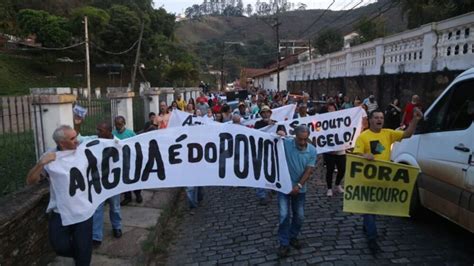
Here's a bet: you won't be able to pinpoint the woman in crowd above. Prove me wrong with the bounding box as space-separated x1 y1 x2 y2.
323 103 346 197
384 98 402 129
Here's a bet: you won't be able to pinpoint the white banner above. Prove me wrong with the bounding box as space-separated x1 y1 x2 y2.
45 124 291 225
168 109 220 127
239 104 296 127
262 107 366 154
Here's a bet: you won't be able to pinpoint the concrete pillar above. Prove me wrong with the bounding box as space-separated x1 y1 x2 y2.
185 88 192 101
325 58 331 79
159 87 175 106
374 39 385 74
422 23 437 72
30 87 76 158
95 87 101 99
107 87 135 130
345 50 352 76
143 88 161 115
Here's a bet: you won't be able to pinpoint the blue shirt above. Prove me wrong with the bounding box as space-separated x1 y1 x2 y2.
283 138 317 193
112 128 136 140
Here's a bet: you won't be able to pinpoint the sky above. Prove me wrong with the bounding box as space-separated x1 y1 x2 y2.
153 0 378 16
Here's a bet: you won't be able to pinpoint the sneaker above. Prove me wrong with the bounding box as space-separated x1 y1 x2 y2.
277 246 290 258
368 239 381 254
120 198 131 206
326 189 333 197
112 229 122 238
136 194 143 203
335 185 345 193
289 238 302 250
92 240 102 249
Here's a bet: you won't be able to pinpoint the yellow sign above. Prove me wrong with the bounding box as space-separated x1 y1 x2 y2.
343 154 420 217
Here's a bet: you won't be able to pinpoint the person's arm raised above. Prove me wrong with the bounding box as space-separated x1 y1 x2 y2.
403 108 423 139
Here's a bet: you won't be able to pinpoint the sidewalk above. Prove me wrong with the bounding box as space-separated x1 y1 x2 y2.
49 188 179 266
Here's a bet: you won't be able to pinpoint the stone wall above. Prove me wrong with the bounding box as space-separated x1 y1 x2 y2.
287 70 463 109
0 182 55 265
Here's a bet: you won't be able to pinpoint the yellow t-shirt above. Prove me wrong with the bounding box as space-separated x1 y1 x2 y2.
177 99 186 111
353 129 404 161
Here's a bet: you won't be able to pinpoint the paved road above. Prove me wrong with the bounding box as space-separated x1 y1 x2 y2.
166 165 474 265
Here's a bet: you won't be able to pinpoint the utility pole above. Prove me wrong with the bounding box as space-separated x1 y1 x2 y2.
308 39 312 60
84 16 91 104
274 3 281 92
131 22 145 92
220 44 225 91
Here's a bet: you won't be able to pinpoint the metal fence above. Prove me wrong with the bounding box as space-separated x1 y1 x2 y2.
133 96 145 132
0 96 37 197
75 98 113 136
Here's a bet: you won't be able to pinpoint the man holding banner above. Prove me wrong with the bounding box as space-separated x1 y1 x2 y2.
352 108 422 252
276 126 317 258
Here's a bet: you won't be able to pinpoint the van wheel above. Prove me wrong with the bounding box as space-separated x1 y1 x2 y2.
409 181 421 219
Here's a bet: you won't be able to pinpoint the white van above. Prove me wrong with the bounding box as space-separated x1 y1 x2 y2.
391 67 474 232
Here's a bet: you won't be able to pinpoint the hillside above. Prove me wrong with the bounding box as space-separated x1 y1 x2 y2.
175 0 407 44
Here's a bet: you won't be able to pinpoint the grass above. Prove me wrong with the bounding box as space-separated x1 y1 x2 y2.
0 130 37 197
0 53 81 95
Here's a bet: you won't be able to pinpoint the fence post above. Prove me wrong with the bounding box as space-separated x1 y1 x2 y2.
159 88 175 106
107 87 135 131
30 87 76 158
143 87 161 115
185 88 192 101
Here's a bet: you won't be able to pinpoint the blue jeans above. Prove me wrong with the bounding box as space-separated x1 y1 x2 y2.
49 212 92 266
255 188 267 199
93 194 122 241
186 187 204 209
278 192 306 246
363 214 377 240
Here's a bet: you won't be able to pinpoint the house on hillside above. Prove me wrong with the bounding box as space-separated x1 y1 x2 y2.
243 53 300 92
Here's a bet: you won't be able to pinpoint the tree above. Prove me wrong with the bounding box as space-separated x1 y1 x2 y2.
100 5 140 58
353 16 385 43
397 0 474 29
297 3 307 10
69 6 110 44
17 9 71 47
313 29 343 55
0 0 17 34
245 4 253 16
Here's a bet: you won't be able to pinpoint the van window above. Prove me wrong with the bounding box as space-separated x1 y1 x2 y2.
424 79 474 132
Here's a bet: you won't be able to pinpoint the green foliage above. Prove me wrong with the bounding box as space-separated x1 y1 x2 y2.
99 5 141 58
17 9 71 47
69 6 110 43
0 0 17 34
398 0 474 29
353 16 386 44
313 29 343 55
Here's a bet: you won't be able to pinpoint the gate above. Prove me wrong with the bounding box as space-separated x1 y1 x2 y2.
0 96 37 197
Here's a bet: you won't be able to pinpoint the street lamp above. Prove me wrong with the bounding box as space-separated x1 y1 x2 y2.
221 41 245 91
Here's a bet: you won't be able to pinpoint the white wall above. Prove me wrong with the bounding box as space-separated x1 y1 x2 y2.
254 69 289 92
287 12 474 80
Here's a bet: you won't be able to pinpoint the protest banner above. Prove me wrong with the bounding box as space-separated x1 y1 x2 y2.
262 107 366 153
343 154 419 217
44 124 291 225
168 109 220 127
168 104 296 128
239 104 296 127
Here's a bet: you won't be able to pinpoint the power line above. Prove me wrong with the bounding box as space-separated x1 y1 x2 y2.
27 41 85 51
298 0 337 38
91 40 139 55
334 0 398 32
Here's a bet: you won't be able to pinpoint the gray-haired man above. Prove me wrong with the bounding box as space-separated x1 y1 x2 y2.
27 125 92 266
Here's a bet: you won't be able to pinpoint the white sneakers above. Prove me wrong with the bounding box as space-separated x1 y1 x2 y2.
327 185 345 197
335 185 345 193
